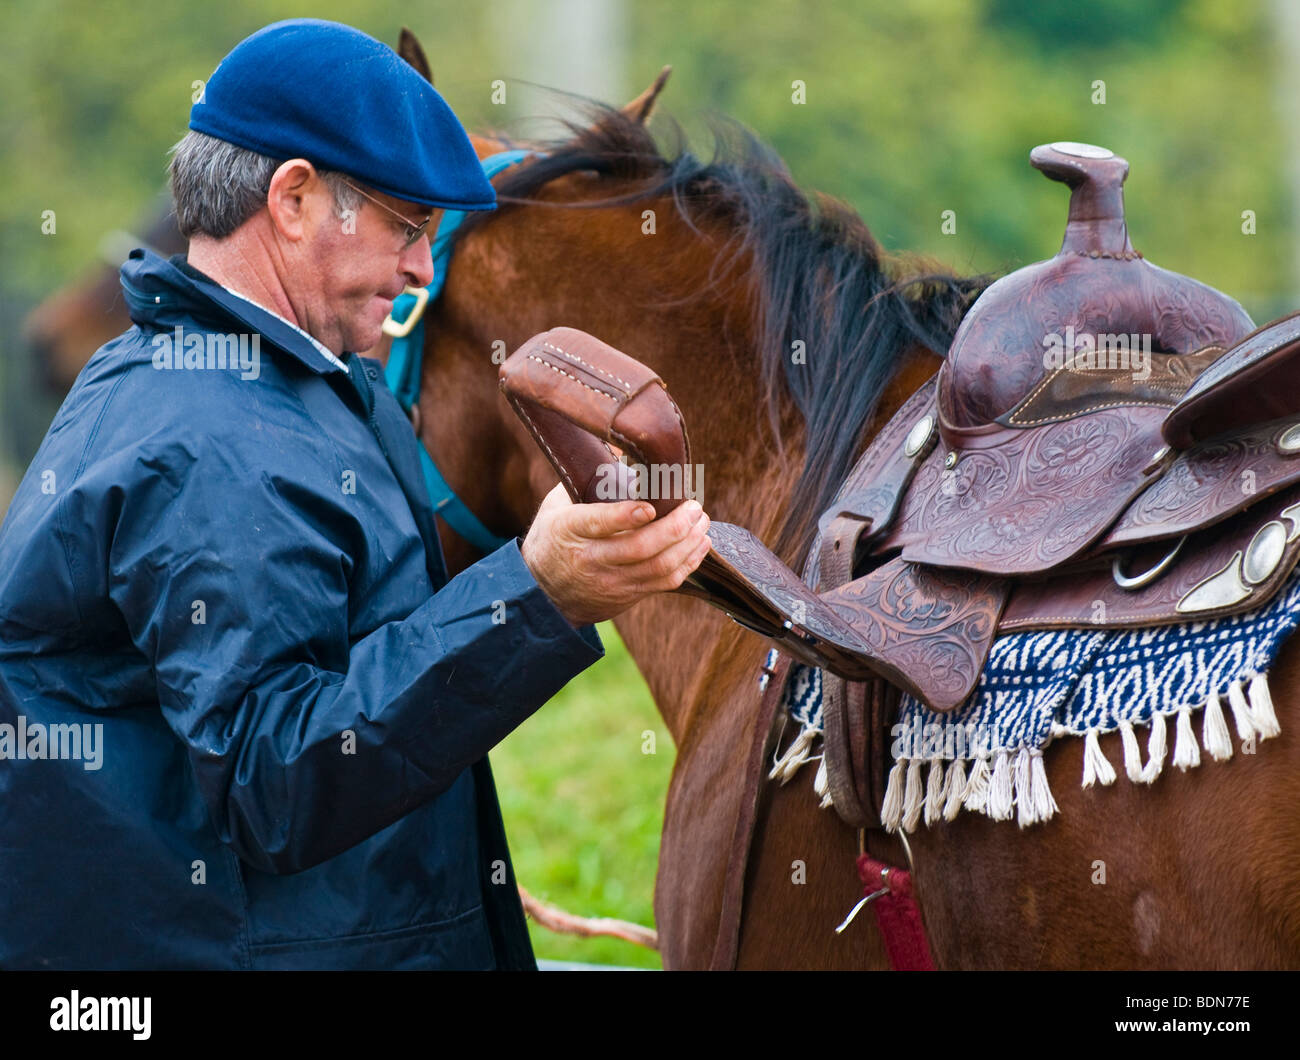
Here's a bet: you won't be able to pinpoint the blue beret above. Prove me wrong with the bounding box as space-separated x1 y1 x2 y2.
189 19 496 211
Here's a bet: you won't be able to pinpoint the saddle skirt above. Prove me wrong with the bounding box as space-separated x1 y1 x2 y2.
497 141 1300 822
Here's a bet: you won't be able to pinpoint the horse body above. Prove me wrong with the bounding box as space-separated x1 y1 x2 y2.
430 114 1300 969
26 82 1300 967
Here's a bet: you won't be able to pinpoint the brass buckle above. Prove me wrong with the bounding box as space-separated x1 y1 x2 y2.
382 286 431 339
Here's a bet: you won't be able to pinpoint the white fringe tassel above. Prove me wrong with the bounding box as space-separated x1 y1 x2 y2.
1139 711 1167 784
988 750 1014 821
881 758 906 832
943 758 967 820
813 756 833 810
1202 692 1233 761
835 669 1283 834
1014 749 1034 828
924 759 947 826
1172 706 1201 771
1028 749 1059 824
769 724 819 784
1082 728 1117 788
1119 721 1144 782
1248 672 1281 740
1227 680 1256 746
963 756 992 814
901 758 925 832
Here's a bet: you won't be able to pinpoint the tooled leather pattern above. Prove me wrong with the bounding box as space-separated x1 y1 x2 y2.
1105 419 1300 546
887 407 1165 574
820 560 1008 711
700 521 1004 710
1003 481 1300 630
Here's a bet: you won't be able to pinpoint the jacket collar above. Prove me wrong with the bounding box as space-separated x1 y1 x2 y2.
120 247 347 376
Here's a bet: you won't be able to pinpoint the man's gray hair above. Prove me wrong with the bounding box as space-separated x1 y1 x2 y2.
169 130 362 239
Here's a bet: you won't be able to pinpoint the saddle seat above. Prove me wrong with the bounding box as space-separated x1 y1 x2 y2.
498 142 1300 825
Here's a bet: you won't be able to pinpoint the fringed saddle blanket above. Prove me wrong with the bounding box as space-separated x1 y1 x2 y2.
767 568 1300 833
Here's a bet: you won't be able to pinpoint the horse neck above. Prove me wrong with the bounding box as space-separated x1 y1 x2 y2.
423 169 943 742
613 342 941 744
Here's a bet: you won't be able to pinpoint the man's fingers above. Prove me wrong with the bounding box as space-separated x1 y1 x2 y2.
587 501 706 564
619 515 711 581
536 481 574 515
647 528 713 592
564 498 658 539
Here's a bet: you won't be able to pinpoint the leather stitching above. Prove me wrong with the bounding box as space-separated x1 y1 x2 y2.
1008 365 1187 427
541 340 634 392
655 380 692 467
1009 396 1181 427
1007 346 1226 427
527 354 620 403
510 395 579 498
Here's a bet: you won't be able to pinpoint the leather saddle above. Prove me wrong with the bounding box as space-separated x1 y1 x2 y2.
499 141 1300 825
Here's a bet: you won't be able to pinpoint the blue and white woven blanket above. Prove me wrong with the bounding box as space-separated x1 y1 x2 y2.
767 569 1300 832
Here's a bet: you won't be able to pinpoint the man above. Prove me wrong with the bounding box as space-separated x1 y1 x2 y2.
0 19 710 969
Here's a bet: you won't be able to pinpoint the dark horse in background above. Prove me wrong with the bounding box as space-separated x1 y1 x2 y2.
23 67 1300 967
22 200 186 394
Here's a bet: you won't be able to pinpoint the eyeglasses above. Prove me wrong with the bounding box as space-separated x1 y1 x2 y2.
340 179 431 250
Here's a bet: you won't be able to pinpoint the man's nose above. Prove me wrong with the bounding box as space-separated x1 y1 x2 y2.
400 218 438 290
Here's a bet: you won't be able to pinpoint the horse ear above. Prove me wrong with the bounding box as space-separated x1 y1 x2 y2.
621 66 671 125
398 27 434 85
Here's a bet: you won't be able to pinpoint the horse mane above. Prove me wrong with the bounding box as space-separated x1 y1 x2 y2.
466 103 989 563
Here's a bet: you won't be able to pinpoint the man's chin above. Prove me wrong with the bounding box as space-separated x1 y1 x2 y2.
352 327 386 357
348 313 390 357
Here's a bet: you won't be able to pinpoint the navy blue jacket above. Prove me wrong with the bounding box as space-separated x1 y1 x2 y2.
0 249 603 969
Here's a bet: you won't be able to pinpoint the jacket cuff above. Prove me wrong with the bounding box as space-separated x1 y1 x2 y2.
493 537 604 661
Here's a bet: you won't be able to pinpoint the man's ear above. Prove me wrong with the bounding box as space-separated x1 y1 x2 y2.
265 159 321 242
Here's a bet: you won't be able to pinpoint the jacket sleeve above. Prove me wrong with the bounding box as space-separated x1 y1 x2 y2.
107 439 603 875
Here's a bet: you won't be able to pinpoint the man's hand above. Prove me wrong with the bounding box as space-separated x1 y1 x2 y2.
520 483 712 627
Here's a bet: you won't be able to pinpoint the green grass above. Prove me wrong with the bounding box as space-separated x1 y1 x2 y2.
491 621 672 969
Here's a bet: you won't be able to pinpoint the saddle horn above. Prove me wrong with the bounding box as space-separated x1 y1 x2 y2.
938 141 1254 439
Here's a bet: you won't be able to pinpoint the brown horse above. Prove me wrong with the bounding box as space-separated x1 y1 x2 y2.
27 75 1300 968
421 94 1300 968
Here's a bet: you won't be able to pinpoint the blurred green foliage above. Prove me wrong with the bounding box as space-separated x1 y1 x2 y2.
0 0 1289 309
492 622 669 969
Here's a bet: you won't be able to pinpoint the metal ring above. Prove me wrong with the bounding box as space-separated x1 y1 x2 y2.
381 285 431 338
898 829 915 874
1111 535 1187 591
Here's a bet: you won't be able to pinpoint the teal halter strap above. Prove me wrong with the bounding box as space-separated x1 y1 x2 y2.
384 149 532 554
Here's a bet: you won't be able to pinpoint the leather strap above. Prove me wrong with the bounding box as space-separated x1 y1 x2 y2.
818 514 874 827
708 652 793 970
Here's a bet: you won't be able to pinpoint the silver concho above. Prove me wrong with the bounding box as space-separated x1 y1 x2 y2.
1242 520 1287 585
1049 141 1114 160
1281 502 1300 541
903 414 935 459
1278 423 1300 454
1143 445 1171 475
1176 552 1252 614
